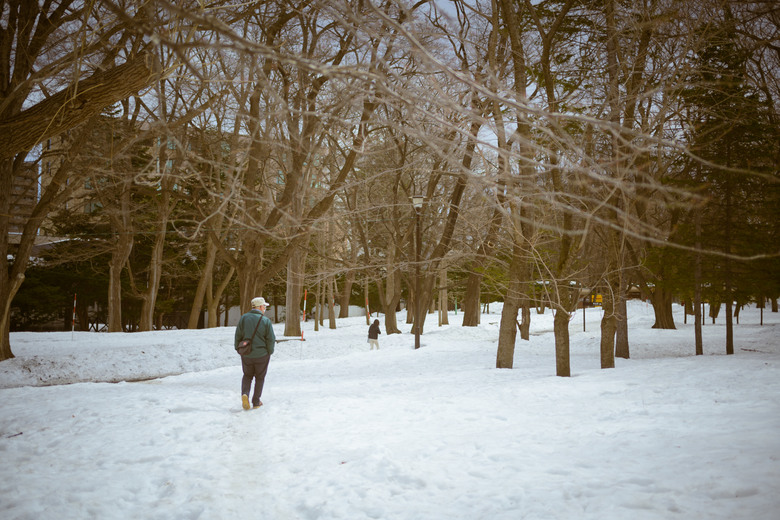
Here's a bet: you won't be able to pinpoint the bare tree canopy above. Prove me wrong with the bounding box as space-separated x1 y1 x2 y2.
3 0 778 369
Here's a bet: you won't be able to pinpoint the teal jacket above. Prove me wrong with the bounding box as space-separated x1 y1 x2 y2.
234 309 275 358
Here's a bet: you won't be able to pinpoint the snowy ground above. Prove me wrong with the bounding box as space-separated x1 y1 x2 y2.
1 301 778 519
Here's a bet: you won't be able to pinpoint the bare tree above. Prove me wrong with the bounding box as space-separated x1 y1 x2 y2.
1 1 162 359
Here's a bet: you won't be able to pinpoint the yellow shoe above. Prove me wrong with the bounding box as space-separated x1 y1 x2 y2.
241 394 250 410
253 400 263 409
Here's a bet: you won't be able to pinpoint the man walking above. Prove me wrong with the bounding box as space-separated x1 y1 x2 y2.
234 297 276 410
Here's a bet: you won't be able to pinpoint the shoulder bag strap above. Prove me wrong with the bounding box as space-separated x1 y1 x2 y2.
245 314 263 343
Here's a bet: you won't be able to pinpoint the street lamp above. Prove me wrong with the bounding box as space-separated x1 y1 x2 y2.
411 195 424 349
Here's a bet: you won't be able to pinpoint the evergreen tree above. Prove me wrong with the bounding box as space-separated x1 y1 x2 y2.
679 16 778 351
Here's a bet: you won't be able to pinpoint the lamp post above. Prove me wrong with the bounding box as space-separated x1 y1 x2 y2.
411 195 424 349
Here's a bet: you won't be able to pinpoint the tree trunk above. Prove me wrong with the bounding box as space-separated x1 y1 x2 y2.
338 268 355 318
518 258 533 341
438 268 449 326
284 249 305 336
206 288 221 329
600 288 616 369
314 278 321 331
383 297 401 334
188 238 217 329
650 286 676 329
406 279 415 325
694 211 703 354
725 298 734 355
615 288 629 359
205 265 234 328
235 262 261 316
553 308 571 377
600 0 619 371
376 244 402 335
0 159 16 359
328 277 337 329
438 283 443 327
380 270 403 335
0 274 22 359
318 281 324 327
519 301 531 341
75 297 89 332
107 196 134 333
694 289 703 355
441 269 449 325
364 278 371 325
188 208 231 328
138 192 172 331
462 269 483 326
496 295 519 369
107 244 131 333
684 298 693 317
496 234 524 368
709 300 721 323
412 269 439 338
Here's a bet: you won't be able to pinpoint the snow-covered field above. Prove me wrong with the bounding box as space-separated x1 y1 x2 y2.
1 301 778 519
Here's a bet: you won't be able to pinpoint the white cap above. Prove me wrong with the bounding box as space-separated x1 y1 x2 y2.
251 297 268 308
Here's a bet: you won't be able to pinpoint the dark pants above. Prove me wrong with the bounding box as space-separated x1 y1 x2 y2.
241 355 271 406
